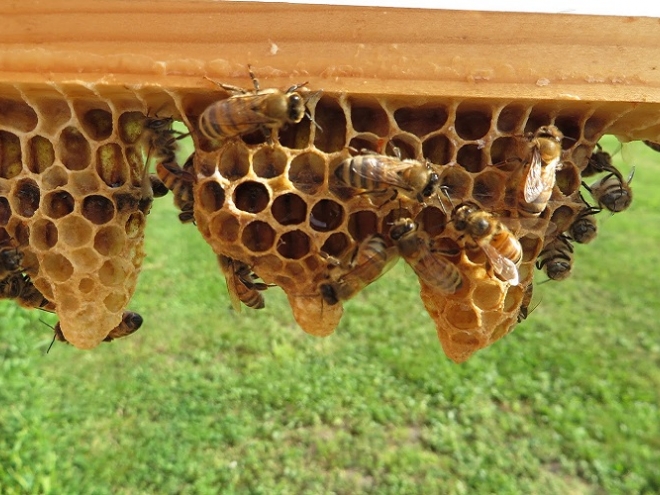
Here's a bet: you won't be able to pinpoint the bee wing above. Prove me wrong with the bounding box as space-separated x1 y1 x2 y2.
217 255 242 312
350 156 417 191
523 149 545 203
219 93 283 126
481 243 519 286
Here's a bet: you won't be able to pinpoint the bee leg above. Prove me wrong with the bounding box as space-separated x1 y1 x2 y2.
247 64 261 92
581 180 593 194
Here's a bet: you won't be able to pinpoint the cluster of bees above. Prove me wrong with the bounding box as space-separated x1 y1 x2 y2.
0 66 638 353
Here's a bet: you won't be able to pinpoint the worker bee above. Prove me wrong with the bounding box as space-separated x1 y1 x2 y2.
583 167 634 213
582 142 618 178
536 235 574 281
567 194 600 244
518 125 564 215
1 272 53 309
199 65 308 141
453 203 522 285
46 311 144 353
334 149 440 204
156 155 195 224
389 218 462 294
0 243 23 279
643 140 660 153
320 234 399 305
218 255 270 311
517 283 535 323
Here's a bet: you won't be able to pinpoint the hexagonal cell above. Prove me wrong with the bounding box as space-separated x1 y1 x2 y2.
104 291 129 313
422 134 453 165
78 277 96 294
310 199 344 232
348 96 389 136
439 166 472 203
233 181 269 213
96 143 128 188
489 136 520 169
416 206 448 238
279 119 311 150
348 210 378 242
394 103 448 137
42 252 74 282
82 195 115 225
571 144 592 171
555 162 581 196
99 257 131 287
472 280 504 310
125 212 145 238
0 131 23 179
0 97 38 133
30 218 58 251
288 152 325 195
11 221 30 246
27 136 55 174
69 247 102 271
348 134 381 153
59 126 91 171
94 225 125 256
502 284 523 313
472 170 505 207
41 165 69 190
520 235 543 262
118 111 145 144
455 103 492 140
42 190 74 219
554 115 582 146
253 146 288 178
444 302 480 330
388 134 420 160
583 116 607 141
456 144 485 173
13 178 40 217
381 206 413 237
313 96 347 153
0 198 11 226
218 142 250 180
31 95 71 135
272 193 307 226
241 220 275 252
496 104 528 133
59 216 93 247
112 192 139 215
198 180 226 213
210 212 240 242
321 232 350 257
277 230 311 260
81 108 113 141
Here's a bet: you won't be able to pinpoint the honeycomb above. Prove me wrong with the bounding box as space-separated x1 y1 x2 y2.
0 84 154 348
0 80 635 361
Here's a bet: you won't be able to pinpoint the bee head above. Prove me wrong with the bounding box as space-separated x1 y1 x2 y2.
122 311 144 331
536 125 563 142
287 93 305 123
422 172 440 197
320 283 339 305
389 218 416 241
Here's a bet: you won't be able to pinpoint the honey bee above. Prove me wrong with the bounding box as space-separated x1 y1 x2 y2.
334 149 440 204
583 167 634 213
156 155 195 224
218 255 269 311
453 203 522 285
389 218 462 294
582 143 617 178
567 194 600 244
0 243 23 279
142 115 188 165
199 65 308 141
47 311 144 352
1 272 52 310
320 234 399 305
517 283 535 323
536 235 574 281
518 125 564 215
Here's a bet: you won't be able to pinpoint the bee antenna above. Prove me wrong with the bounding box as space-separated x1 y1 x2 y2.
247 64 260 92
305 110 324 134
46 333 57 354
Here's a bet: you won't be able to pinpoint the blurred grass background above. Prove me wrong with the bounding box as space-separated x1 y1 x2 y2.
0 137 658 494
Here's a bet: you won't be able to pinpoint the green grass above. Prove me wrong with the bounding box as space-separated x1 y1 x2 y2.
1 138 659 494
